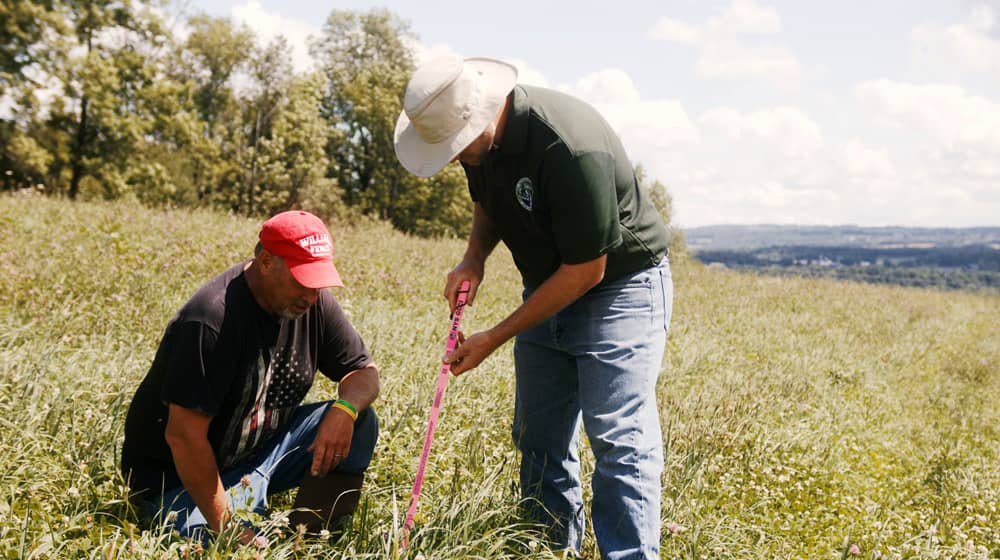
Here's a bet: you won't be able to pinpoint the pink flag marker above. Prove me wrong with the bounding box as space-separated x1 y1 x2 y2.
401 280 471 551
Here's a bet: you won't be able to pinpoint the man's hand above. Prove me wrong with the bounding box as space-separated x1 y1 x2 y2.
444 329 501 376
442 256 608 377
307 405 355 476
237 525 258 546
444 257 484 313
309 364 379 475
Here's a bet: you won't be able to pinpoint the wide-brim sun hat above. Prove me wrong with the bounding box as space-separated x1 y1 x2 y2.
394 55 518 177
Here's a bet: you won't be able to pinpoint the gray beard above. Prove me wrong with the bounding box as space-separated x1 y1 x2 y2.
276 307 306 320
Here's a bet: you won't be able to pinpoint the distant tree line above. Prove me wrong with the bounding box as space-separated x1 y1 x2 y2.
757 265 1000 294
685 225 1000 251
695 245 1000 271
1 1 678 239
695 245 1000 293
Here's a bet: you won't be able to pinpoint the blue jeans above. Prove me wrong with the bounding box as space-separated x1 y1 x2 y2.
143 401 378 541
513 259 671 560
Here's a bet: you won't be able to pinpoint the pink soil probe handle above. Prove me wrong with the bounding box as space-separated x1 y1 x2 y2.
401 280 471 550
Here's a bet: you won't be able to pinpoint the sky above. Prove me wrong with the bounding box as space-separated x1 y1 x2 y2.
186 0 1000 228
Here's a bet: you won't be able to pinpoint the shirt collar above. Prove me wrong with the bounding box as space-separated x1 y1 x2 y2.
493 85 529 156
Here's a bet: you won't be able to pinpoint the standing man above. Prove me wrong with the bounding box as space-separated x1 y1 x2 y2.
121 210 379 544
394 56 673 559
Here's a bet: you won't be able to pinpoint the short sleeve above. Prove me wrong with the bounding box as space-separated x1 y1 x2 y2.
543 149 622 264
463 162 483 203
159 320 223 416
315 293 372 382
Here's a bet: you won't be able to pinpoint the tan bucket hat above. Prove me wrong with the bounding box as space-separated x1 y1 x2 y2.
394 55 518 177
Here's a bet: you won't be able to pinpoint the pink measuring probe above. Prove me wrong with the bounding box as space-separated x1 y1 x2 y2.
401 280 471 550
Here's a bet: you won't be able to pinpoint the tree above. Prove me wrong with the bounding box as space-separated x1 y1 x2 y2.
635 163 686 256
2 0 60 191
0 0 61 97
255 71 339 218
36 0 175 199
310 8 474 236
237 36 293 215
390 164 472 237
310 9 414 215
171 13 254 203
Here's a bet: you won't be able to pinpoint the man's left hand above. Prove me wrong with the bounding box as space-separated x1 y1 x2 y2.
307 406 355 476
444 330 500 376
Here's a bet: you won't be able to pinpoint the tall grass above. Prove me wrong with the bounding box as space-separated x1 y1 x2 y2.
1 193 998 559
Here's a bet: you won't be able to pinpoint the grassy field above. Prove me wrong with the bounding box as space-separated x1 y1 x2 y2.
1 193 999 559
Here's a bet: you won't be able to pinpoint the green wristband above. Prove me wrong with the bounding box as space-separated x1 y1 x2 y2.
334 399 357 415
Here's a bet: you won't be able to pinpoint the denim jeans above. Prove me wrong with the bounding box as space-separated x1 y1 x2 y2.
512 258 671 560
142 401 378 541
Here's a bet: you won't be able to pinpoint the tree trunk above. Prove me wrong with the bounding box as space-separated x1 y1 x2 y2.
68 35 93 200
246 110 261 215
68 95 89 200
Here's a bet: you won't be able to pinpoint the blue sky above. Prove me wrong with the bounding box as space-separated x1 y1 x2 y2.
189 0 1000 227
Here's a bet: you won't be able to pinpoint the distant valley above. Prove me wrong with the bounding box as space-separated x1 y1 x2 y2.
684 225 1000 293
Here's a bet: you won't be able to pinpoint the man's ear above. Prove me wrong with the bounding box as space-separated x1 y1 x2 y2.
256 248 276 275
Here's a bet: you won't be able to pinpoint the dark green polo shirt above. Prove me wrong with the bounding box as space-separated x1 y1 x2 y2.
463 85 670 291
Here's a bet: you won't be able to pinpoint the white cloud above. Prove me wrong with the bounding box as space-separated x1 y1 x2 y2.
708 0 781 35
700 105 823 158
507 59 550 88
409 40 457 67
755 79 1000 226
570 69 640 105
911 17 1000 74
855 80 1000 150
970 2 998 37
230 0 318 72
566 69 701 159
647 0 800 80
647 17 703 45
697 42 801 79
841 140 895 178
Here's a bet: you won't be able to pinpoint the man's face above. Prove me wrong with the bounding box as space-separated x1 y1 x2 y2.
454 125 495 167
266 256 321 319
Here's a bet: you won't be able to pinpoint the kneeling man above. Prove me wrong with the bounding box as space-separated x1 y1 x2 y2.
121 210 379 543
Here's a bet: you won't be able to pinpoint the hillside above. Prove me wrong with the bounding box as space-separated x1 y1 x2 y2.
2 194 1000 559
685 225 1000 294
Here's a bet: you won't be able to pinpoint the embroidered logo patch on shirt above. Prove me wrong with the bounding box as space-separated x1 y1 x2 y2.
515 177 534 211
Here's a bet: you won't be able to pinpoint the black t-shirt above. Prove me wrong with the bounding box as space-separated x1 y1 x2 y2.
464 85 670 291
121 262 370 495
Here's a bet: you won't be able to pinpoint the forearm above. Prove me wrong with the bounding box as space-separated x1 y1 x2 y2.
443 256 607 376
307 365 379 475
464 203 500 263
336 364 380 411
168 438 230 532
488 256 606 346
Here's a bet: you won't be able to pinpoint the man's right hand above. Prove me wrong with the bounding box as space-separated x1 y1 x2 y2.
308 404 355 476
444 257 484 313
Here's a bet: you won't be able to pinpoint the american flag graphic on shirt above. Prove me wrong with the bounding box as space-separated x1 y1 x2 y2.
218 343 315 469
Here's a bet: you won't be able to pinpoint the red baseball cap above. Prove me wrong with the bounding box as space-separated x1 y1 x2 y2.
259 211 344 288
